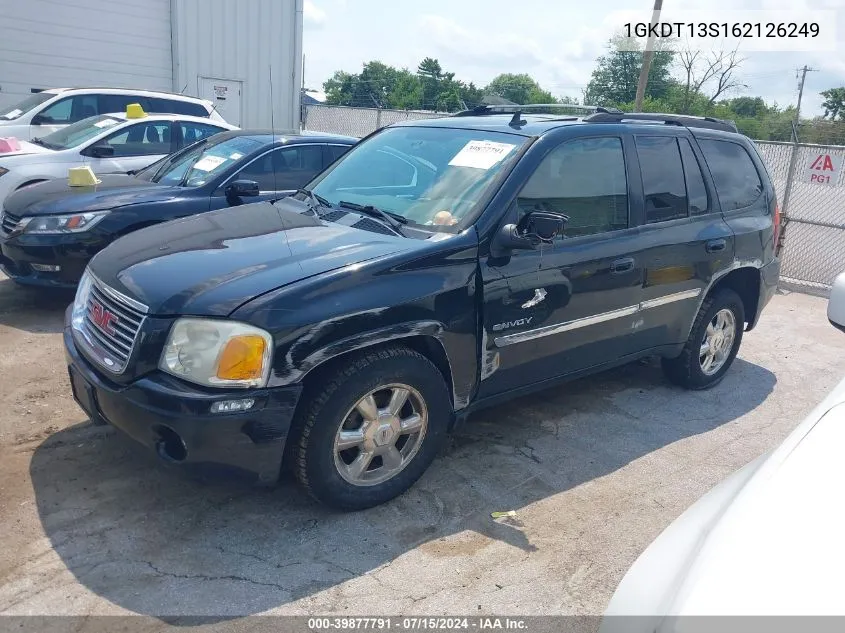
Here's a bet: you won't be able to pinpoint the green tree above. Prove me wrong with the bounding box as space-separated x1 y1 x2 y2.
585 36 674 106
821 87 845 121
484 73 557 104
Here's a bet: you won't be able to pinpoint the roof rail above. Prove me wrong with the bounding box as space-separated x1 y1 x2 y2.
452 104 622 117
583 111 738 133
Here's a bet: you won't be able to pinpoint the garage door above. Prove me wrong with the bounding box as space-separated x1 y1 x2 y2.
0 0 173 111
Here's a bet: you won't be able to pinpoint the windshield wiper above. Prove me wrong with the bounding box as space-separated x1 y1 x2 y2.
30 137 53 149
295 188 332 213
338 200 408 236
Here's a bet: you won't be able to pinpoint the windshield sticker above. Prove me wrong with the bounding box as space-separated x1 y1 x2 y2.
448 140 516 170
192 155 227 171
94 119 119 128
229 152 243 160
3 109 23 119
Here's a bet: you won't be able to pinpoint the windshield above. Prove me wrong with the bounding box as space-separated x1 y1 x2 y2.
0 92 53 121
38 115 122 150
309 126 526 230
143 135 265 187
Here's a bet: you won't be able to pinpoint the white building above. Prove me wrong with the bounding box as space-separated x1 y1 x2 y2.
0 0 304 131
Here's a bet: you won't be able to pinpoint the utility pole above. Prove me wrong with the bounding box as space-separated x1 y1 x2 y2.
780 64 818 249
792 65 817 141
634 0 663 112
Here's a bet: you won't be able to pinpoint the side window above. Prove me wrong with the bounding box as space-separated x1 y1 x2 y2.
678 138 710 215
179 122 223 147
98 94 136 115
636 136 688 224
96 122 173 157
697 139 764 211
147 98 208 117
327 144 352 164
517 137 628 238
37 97 73 123
234 145 324 191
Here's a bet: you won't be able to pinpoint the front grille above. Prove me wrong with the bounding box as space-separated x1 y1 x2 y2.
0 210 20 236
79 276 146 373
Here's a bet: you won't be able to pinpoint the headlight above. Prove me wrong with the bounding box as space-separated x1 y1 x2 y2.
0 167 8 177
71 270 93 332
21 211 109 234
159 318 273 388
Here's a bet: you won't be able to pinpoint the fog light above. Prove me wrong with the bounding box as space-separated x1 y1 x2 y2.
31 263 60 272
210 398 256 414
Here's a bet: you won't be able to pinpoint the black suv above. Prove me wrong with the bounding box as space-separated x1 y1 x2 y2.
63 107 781 510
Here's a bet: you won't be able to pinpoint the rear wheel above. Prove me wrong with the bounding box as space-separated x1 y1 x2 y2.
290 345 450 510
662 288 745 390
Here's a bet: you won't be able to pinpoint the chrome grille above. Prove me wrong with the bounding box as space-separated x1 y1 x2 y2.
1 210 20 236
78 275 147 373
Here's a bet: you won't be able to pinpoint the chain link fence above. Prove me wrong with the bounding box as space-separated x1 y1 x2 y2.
304 104 845 296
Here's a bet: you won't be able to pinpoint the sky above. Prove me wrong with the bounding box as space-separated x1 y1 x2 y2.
302 0 845 117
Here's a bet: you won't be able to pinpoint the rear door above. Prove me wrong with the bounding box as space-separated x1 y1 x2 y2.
632 130 735 349
696 136 775 267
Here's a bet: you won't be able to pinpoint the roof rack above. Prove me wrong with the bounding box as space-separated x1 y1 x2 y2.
451 104 623 117
583 111 738 133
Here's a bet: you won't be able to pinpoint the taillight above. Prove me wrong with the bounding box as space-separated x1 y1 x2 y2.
773 203 782 255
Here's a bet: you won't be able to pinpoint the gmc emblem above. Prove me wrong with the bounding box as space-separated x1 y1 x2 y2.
90 300 118 335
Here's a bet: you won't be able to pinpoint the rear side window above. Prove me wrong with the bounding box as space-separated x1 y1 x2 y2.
518 136 628 238
636 136 687 224
151 98 209 117
697 139 764 211
678 138 709 215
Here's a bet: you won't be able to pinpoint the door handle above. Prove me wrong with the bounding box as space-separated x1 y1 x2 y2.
706 239 727 253
611 257 635 274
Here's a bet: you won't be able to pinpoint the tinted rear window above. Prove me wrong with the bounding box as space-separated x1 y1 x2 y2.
697 139 764 211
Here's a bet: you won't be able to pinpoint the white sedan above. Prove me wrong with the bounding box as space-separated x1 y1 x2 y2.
0 112 237 205
601 272 845 630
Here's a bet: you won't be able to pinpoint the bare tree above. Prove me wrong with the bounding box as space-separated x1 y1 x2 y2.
677 46 747 112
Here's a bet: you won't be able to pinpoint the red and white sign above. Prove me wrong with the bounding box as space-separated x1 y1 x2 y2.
801 152 843 186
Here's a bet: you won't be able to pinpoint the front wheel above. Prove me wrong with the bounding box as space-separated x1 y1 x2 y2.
290 345 451 510
662 288 745 390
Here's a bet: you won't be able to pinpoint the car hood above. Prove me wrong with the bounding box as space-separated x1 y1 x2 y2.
88 197 417 317
602 375 845 626
4 174 181 216
0 139 51 157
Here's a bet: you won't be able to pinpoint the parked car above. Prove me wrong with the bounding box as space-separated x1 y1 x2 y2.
0 130 356 288
0 110 237 206
63 107 781 510
0 88 226 140
601 271 845 628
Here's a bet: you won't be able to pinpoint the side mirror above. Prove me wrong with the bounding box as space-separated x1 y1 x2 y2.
85 144 115 158
225 179 260 200
492 210 568 255
828 271 845 333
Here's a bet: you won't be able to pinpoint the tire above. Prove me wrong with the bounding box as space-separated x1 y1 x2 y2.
662 288 745 390
290 345 451 511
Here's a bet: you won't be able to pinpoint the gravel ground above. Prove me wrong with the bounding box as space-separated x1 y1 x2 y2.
1 272 844 627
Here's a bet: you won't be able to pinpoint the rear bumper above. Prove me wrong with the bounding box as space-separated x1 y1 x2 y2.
64 312 302 484
748 257 780 330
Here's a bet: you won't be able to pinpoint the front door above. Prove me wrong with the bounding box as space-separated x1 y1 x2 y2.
478 135 646 398
199 78 242 126
83 121 176 174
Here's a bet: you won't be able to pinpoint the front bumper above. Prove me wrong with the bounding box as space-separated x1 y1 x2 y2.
63 313 303 484
0 231 102 288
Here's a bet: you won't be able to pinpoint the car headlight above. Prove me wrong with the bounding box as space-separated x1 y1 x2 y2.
159 318 273 388
0 166 8 177
20 211 109 234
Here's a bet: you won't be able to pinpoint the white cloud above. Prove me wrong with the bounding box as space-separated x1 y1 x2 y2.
304 0 327 28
